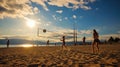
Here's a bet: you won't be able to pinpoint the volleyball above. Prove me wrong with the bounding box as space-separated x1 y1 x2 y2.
43 29 46 33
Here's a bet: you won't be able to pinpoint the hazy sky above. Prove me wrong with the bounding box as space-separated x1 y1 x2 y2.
0 0 120 42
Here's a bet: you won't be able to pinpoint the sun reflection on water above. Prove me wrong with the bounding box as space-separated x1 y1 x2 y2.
21 44 33 47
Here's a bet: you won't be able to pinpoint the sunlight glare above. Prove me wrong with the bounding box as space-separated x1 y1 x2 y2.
21 44 33 47
26 19 36 28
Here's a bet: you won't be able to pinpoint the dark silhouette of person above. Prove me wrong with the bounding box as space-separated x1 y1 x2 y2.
83 36 86 45
92 29 100 53
60 36 67 49
47 40 49 46
55 43 56 46
7 39 10 48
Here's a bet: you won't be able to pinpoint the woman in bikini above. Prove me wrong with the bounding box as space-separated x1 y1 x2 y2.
92 29 100 53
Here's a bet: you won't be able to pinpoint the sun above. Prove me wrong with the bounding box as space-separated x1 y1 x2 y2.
26 19 36 28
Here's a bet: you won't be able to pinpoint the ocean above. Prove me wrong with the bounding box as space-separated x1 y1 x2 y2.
0 44 59 48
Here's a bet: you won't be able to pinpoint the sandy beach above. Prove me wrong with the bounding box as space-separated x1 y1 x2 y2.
0 44 120 67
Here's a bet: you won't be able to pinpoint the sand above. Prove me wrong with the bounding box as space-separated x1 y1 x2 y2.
0 44 120 67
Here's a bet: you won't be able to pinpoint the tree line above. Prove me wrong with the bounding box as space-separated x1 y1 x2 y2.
108 36 120 44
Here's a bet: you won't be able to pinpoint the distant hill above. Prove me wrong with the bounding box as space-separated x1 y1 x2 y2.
0 39 92 45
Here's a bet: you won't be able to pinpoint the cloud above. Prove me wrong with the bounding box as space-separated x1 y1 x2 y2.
0 0 96 19
33 7 40 14
48 0 96 10
48 0 69 7
64 17 68 20
37 27 102 42
118 31 120 34
4 27 118 42
0 0 45 19
56 10 63 14
89 0 96 3
31 0 49 11
0 35 30 40
100 34 120 40
39 28 93 42
0 0 34 19
79 30 92 34
80 5 91 10
46 22 51 26
52 15 63 21
37 26 74 42
59 19 62 21
73 15 77 19
52 15 57 20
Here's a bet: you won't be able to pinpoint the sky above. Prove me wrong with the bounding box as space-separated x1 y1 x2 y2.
0 0 120 43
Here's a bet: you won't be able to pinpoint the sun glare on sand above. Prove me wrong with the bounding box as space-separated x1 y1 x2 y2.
26 19 36 28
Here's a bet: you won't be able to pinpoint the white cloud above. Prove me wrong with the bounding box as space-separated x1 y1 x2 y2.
46 22 51 26
73 15 77 19
48 0 95 10
48 0 68 7
36 26 75 42
80 5 91 10
31 0 49 11
89 0 96 3
52 15 57 20
33 7 40 14
59 19 62 21
79 30 92 34
65 17 68 20
0 0 49 19
56 10 63 14
0 0 96 19
0 0 34 19
117 31 120 34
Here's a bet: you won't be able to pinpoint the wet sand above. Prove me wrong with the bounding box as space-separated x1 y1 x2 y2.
0 44 120 67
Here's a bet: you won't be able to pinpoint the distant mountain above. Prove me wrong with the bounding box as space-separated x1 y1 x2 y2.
0 39 31 44
0 39 92 45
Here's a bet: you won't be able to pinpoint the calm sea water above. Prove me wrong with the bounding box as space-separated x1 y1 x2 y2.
0 44 58 48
